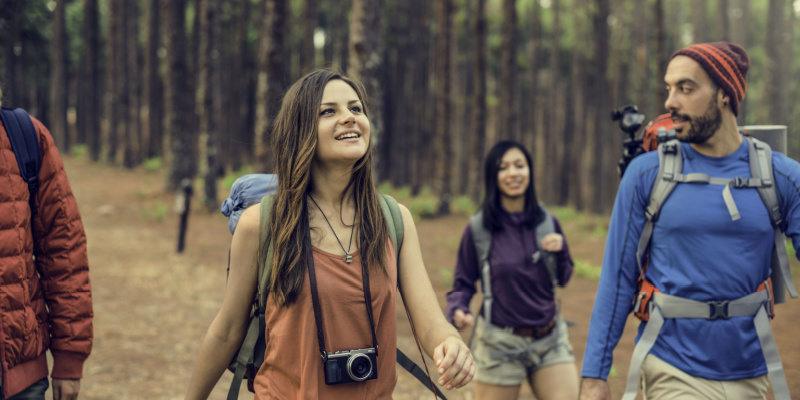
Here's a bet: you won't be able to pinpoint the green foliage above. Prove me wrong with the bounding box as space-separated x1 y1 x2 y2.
551 205 576 223
408 195 438 222
223 165 256 189
142 157 162 172
574 260 602 281
609 365 618 378
451 195 478 217
141 200 168 222
70 144 88 160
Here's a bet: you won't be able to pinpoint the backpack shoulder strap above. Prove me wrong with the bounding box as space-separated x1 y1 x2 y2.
468 211 494 325
0 108 42 207
535 205 558 289
746 136 797 303
257 195 275 309
636 137 682 276
379 194 404 267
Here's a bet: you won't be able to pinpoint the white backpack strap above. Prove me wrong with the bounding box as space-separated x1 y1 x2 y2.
469 211 494 325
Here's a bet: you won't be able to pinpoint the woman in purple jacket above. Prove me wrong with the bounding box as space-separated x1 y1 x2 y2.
446 140 579 399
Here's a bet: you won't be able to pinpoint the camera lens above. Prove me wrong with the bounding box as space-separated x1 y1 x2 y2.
346 353 373 381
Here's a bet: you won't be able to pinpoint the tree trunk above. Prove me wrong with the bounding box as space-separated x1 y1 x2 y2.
655 0 667 113
349 0 384 179
49 0 69 151
409 0 432 195
544 0 561 205
81 0 101 161
434 0 453 214
254 0 288 173
497 0 518 142
468 0 488 201
765 0 786 126
163 0 196 191
198 0 223 211
143 0 163 160
691 0 707 43
527 0 543 182
124 1 141 169
302 0 319 73
717 0 731 40
591 0 611 213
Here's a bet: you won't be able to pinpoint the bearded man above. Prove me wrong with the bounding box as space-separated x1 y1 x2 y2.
579 42 800 400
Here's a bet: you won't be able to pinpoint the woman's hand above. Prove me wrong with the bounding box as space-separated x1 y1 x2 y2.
541 233 564 252
433 336 475 390
452 309 475 331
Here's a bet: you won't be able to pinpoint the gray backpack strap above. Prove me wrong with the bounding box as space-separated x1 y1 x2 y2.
636 138 682 277
747 137 797 303
533 205 558 291
469 211 494 325
379 194 404 266
228 195 273 400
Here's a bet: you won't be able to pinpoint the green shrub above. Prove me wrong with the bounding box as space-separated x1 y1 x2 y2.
407 196 438 221
451 195 478 217
574 260 602 281
143 157 162 172
438 267 454 288
70 144 88 160
551 206 576 223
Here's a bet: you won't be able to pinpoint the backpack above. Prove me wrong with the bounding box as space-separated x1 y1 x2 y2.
622 131 797 400
468 206 558 326
0 107 42 210
221 175 447 400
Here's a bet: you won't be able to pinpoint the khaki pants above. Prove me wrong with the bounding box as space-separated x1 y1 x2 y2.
641 354 769 400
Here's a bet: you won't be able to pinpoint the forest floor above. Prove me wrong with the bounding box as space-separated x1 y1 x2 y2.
60 154 800 400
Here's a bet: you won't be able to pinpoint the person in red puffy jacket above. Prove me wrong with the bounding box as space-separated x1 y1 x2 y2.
0 88 92 400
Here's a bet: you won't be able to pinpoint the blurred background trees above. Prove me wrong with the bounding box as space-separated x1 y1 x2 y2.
1 0 798 214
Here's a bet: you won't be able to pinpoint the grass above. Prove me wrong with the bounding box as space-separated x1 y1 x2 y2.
142 157 162 172
574 260 603 281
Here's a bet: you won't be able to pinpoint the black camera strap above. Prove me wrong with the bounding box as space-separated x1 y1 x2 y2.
306 228 379 362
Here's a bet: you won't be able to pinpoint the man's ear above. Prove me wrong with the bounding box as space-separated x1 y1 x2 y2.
719 90 730 107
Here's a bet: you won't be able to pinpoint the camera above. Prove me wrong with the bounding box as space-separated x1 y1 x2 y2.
611 105 647 177
323 347 378 385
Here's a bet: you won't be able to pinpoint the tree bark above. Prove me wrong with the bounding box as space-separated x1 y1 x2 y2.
254 0 288 173
468 0 488 201
765 0 787 126
163 0 196 191
124 1 141 169
301 0 319 73
544 0 561 205
497 0 518 142
349 0 384 179
49 0 69 151
143 0 163 160
591 0 612 213
434 0 454 214
691 0 707 43
81 0 101 161
198 0 223 211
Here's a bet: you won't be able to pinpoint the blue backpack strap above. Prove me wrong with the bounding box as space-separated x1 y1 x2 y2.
0 107 41 209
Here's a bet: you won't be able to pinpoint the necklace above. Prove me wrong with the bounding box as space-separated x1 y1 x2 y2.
309 196 355 263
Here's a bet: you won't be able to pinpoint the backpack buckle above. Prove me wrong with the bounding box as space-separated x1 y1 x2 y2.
663 142 678 154
731 177 750 188
708 301 730 320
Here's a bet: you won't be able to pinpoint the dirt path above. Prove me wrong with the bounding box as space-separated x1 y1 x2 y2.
63 155 799 399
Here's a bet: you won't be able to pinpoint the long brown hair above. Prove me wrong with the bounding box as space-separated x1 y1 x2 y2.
265 69 388 307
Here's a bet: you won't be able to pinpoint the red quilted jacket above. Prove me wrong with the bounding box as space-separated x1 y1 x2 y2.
0 116 92 397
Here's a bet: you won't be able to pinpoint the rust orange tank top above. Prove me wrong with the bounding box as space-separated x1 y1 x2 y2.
253 241 398 399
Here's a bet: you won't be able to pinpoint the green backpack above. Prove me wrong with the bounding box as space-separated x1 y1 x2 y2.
226 193 446 399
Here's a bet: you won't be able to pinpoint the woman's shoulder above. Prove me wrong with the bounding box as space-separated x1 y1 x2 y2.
235 203 262 237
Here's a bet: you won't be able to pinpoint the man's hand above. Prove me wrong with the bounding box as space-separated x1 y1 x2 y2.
452 309 474 331
579 377 610 400
53 379 80 400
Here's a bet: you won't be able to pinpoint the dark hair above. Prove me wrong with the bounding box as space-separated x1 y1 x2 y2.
480 140 544 232
266 68 388 307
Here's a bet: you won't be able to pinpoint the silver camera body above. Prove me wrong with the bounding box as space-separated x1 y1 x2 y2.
323 347 378 385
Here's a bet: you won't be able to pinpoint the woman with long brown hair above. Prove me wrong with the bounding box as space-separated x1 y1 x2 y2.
186 69 474 399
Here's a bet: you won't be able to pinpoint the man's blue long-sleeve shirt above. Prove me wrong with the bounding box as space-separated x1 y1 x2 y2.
582 139 800 381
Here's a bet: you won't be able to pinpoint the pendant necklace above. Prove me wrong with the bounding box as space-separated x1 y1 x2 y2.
309 196 355 263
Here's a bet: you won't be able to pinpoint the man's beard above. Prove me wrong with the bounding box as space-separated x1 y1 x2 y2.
672 95 722 144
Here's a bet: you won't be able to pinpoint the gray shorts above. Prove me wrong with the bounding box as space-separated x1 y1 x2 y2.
470 315 575 386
